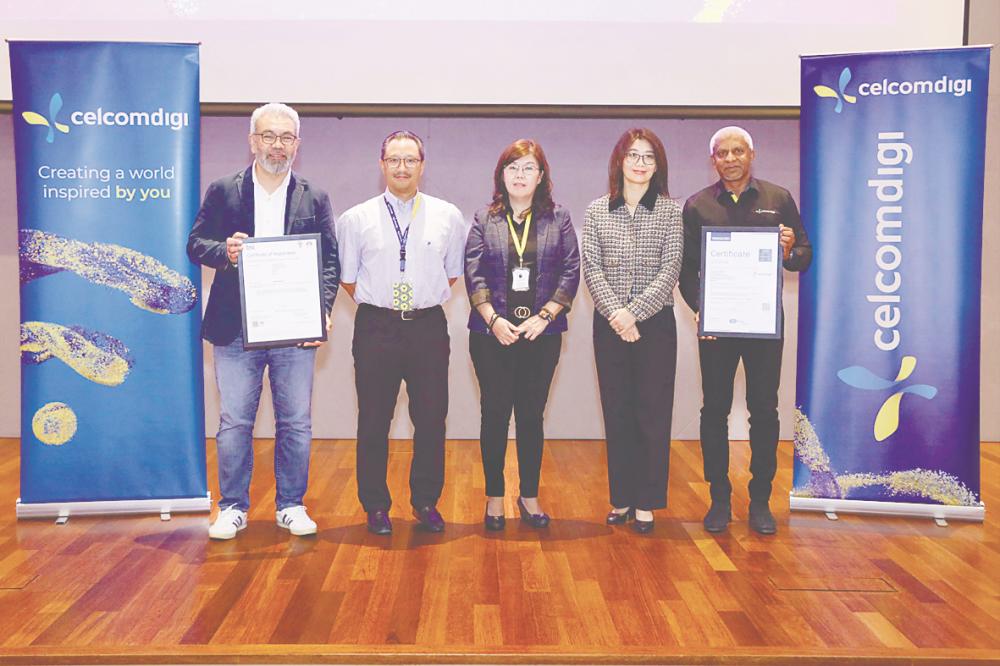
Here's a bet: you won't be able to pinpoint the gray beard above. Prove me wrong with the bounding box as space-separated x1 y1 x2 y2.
258 156 291 175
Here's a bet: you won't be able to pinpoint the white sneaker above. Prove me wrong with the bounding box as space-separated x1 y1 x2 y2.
276 505 317 536
209 506 247 540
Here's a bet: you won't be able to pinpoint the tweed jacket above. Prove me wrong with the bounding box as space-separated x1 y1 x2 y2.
582 190 684 322
187 165 340 345
464 204 580 334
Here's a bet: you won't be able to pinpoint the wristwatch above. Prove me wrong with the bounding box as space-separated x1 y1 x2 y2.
538 308 554 322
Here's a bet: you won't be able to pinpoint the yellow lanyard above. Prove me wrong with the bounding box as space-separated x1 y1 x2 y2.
506 211 532 267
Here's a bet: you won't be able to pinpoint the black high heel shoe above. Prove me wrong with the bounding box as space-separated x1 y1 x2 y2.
517 497 550 528
606 507 635 525
484 503 506 531
632 514 654 534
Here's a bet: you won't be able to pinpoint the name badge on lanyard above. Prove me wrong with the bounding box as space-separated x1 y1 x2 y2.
385 195 421 310
507 211 532 292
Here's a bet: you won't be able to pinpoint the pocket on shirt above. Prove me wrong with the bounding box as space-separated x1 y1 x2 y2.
602 256 621 268
420 226 450 257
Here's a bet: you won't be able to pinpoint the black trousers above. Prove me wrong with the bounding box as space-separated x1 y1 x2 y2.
698 336 783 504
352 304 450 512
593 307 677 511
468 332 561 498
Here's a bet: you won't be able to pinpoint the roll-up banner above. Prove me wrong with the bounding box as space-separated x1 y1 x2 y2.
11 42 209 519
794 47 989 522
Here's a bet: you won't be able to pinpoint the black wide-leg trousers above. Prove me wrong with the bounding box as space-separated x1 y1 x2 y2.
593 307 677 511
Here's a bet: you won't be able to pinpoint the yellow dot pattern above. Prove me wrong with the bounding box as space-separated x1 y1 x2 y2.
21 321 131 387
32 402 78 446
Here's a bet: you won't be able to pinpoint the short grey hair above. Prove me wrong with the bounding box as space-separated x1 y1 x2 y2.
709 126 753 155
250 103 300 137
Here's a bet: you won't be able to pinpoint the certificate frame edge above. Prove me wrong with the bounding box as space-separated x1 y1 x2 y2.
237 233 328 350
698 225 783 340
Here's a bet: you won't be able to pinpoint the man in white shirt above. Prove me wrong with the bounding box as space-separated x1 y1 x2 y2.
187 103 339 540
337 130 466 535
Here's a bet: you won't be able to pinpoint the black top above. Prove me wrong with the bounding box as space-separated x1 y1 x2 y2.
679 177 812 313
608 186 659 213
506 210 538 320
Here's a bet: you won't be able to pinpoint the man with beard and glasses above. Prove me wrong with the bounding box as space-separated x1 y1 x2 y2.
187 103 340 540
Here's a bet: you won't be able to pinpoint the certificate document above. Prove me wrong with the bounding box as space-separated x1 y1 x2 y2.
698 226 782 339
238 233 326 349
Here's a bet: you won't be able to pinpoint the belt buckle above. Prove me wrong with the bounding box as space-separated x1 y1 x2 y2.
400 309 416 321
514 306 531 320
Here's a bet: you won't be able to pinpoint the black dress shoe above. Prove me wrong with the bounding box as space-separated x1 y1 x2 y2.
517 497 550 528
703 500 732 533
413 506 445 532
748 502 777 535
632 513 654 534
484 509 506 531
366 510 392 535
606 507 635 525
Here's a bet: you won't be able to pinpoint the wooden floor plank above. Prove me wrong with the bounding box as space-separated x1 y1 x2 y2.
0 438 996 664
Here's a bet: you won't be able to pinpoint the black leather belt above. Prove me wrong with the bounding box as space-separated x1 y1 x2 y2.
361 303 441 321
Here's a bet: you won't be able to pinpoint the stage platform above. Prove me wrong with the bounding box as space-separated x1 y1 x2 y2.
0 438 997 665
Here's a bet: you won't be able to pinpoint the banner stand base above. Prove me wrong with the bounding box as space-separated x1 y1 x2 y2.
790 494 985 524
15 493 212 522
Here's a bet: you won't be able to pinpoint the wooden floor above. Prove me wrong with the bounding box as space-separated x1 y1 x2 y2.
0 437 997 665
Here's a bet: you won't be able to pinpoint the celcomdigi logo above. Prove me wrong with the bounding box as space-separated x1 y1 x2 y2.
22 93 70 143
21 92 190 142
813 67 857 113
837 355 937 442
814 66 974 113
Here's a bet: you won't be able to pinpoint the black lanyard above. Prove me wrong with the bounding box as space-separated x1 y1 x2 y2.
383 196 410 273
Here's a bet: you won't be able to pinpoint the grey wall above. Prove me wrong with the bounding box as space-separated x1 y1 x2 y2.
201 116 800 441
969 0 999 443
3 106 997 441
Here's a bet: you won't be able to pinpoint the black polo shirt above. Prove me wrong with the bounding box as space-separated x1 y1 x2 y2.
678 177 812 313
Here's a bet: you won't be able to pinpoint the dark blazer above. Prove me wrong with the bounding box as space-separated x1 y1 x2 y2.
464 204 580 335
187 166 340 345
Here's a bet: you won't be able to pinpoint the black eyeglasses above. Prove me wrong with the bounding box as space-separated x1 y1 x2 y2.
254 132 298 146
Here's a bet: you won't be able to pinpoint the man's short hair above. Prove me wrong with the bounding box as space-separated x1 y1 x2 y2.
709 126 754 155
381 130 425 161
250 103 301 137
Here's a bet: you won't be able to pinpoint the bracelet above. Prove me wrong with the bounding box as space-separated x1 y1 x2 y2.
538 308 554 322
487 313 500 332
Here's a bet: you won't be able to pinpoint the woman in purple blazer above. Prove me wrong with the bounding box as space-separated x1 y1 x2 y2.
464 139 581 530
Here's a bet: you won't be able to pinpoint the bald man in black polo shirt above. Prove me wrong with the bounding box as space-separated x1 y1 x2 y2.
679 126 812 536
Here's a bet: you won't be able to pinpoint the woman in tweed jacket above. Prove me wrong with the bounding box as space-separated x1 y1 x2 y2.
582 128 684 533
464 139 581 531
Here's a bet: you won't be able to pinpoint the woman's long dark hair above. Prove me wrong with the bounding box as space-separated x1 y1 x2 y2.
607 128 670 201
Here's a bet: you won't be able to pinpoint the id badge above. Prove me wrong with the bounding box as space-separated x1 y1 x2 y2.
512 266 530 292
392 280 414 311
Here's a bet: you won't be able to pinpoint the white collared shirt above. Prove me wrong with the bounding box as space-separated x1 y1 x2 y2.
337 189 467 309
251 163 291 238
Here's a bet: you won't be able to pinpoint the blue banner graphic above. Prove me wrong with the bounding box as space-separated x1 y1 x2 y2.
794 48 989 510
11 42 206 507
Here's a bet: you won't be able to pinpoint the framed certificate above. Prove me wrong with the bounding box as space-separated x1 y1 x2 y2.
698 226 783 339
237 233 327 349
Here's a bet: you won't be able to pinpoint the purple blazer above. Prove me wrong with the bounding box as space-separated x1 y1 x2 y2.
464 204 580 335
